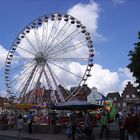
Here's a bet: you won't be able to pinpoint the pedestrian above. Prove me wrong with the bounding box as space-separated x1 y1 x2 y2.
84 111 93 140
136 112 140 139
70 111 77 140
76 124 84 140
67 122 72 140
99 111 109 139
122 111 139 140
27 112 34 133
119 112 125 140
51 111 57 125
8 113 15 128
17 114 24 140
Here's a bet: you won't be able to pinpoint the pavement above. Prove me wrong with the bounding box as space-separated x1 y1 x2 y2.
0 130 67 140
0 121 121 140
0 129 121 140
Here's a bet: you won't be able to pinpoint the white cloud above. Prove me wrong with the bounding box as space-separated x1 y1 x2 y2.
112 0 125 5
0 45 8 68
0 91 9 97
120 80 134 91
87 64 119 95
86 66 137 96
67 1 106 42
0 45 8 98
118 67 138 92
118 67 133 79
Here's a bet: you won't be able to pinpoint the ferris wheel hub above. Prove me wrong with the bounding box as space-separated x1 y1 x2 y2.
35 52 46 64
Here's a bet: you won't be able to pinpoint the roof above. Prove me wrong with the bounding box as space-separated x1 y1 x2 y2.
106 92 121 100
90 87 105 98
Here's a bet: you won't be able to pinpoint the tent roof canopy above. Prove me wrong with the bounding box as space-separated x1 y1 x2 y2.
50 99 104 110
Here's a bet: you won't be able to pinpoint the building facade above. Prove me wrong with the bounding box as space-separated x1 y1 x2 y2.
106 81 140 111
106 92 122 111
121 81 140 111
87 87 105 104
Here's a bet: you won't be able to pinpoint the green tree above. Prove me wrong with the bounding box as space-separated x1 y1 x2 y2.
127 32 140 91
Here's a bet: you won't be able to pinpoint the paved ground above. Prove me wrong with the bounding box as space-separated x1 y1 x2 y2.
0 136 15 140
0 129 120 140
0 121 121 140
0 130 67 140
0 133 120 140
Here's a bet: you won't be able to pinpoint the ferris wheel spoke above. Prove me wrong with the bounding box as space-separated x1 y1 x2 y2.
54 30 81 54
42 73 45 87
42 21 49 53
44 21 68 54
16 67 38 100
43 66 58 103
51 45 83 58
11 60 34 71
47 40 86 57
48 20 61 46
11 70 35 91
33 28 42 52
43 66 53 89
24 35 38 53
44 20 61 53
52 22 71 48
17 46 36 56
41 22 47 52
25 67 39 100
47 27 80 55
45 22 71 55
13 67 35 93
47 61 82 79
12 57 34 64
66 86 83 101
14 72 32 97
35 66 44 88
25 66 40 98
48 57 88 62
20 64 38 103
46 62 83 102
48 65 71 96
12 70 37 98
44 19 58 53
46 62 65 102
13 57 34 60
10 62 36 84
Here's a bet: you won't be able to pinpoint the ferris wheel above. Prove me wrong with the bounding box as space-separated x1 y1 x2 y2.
5 13 94 104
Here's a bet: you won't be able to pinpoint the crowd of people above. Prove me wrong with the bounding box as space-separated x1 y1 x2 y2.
120 110 140 140
65 109 140 140
0 108 140 140
0 110 57 126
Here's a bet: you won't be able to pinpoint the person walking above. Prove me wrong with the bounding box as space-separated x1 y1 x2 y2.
99 111 109 139
70 111 77 140
122 111 139 140
136 112 140 139
28 112 34 134
66 122 73 140
17 114 24 140
84 111 93 140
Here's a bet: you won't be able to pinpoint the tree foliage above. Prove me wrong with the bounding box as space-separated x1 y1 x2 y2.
127 32 140 90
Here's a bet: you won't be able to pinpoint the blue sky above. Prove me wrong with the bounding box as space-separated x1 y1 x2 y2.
0 0 139 96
